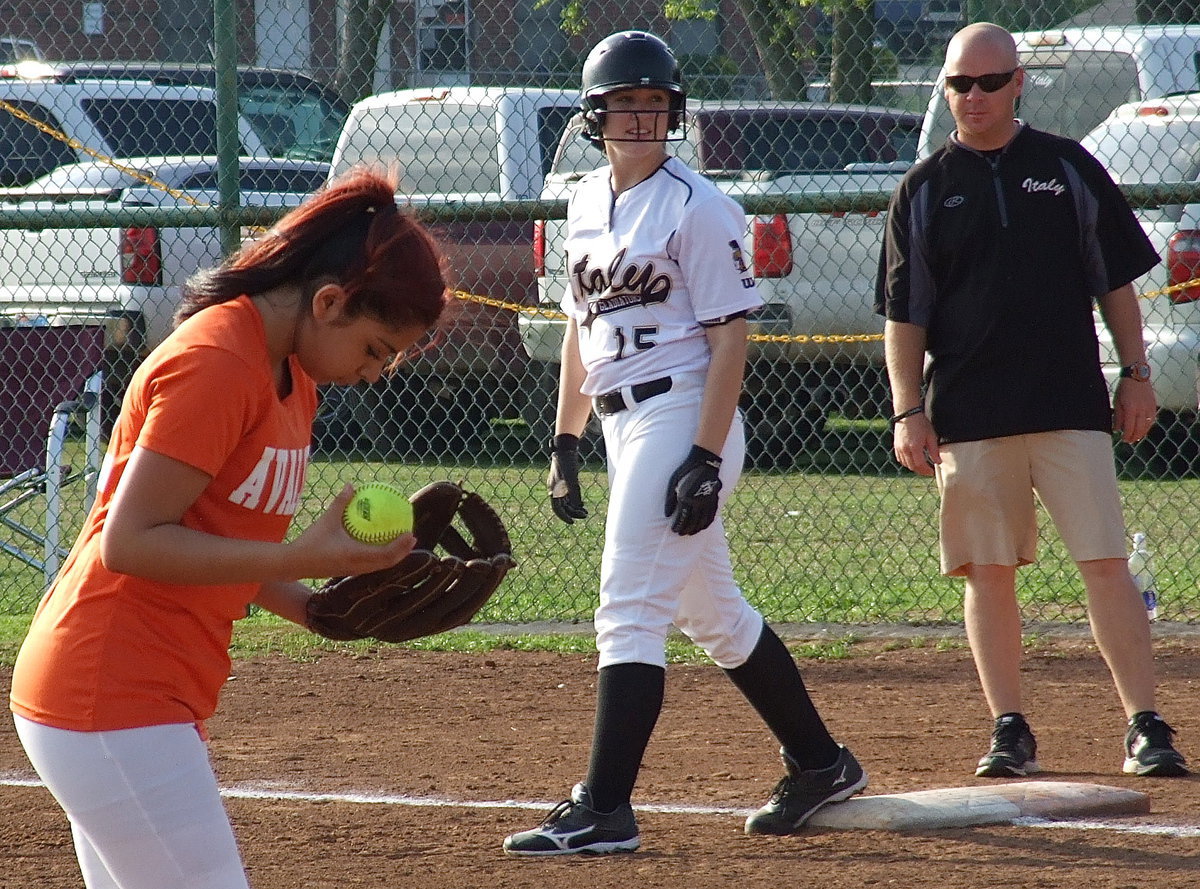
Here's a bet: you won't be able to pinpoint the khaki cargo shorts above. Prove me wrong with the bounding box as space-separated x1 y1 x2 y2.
935 430 1128 577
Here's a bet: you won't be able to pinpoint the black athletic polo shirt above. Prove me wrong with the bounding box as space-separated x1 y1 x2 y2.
874 125 1159 444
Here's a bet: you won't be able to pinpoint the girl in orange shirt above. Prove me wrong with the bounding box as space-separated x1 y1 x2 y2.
10 168 448 888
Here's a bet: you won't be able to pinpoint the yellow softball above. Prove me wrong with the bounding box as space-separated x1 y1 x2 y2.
343 482 413 545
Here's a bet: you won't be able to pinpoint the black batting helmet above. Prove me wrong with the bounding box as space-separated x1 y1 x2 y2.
580 31 686 143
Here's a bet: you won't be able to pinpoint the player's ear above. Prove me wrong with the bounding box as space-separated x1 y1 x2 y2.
311 281 350 322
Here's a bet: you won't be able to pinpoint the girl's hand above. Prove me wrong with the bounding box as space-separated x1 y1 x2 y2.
289 485 416 579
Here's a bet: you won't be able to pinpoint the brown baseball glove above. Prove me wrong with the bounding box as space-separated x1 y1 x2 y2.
306 480 514 643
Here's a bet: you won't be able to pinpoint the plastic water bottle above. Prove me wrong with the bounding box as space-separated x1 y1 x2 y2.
1128 532 1159 621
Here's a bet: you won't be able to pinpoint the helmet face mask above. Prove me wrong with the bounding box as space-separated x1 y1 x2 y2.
580 31 686 144
583 93 684 145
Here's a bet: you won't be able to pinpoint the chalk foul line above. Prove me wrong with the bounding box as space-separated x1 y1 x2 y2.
4 771 1199 838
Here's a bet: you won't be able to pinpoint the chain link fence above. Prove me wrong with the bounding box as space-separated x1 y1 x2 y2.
1 0 1200 627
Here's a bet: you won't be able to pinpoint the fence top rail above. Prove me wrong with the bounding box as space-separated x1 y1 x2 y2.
0 183 1193 228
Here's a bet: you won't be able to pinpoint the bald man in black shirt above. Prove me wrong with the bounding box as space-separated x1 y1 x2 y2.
875 21 1186 780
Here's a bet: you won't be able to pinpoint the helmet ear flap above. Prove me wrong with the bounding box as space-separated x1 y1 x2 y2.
580 96 607 144
667 95 685 131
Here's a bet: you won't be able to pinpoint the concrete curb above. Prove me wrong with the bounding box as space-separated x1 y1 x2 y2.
466 621 1200 640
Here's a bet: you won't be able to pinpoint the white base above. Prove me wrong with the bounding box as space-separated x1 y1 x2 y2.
807 781 1150 830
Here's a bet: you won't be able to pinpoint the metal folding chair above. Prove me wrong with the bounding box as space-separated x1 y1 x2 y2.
0 324 106 586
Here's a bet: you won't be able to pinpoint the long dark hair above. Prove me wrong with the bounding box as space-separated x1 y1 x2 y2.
175 168 447 333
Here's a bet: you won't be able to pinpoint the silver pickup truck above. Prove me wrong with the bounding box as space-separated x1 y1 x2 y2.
519 101 920 463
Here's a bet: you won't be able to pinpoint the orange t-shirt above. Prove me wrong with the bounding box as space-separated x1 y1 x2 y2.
10 296 317 732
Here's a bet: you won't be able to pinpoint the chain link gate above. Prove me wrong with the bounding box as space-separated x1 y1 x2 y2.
1 0 1199 630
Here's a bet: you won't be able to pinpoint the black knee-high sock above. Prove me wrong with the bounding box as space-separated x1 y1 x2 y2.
724 624 840 771
585 662 665 813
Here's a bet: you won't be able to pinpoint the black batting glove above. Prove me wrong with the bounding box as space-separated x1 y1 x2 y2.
548 434 588 524
664 445 723 536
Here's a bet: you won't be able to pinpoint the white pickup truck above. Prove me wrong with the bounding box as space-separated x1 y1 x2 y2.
0 155 330 421
519 101 921 462
1081 95 1200 476
918 24 1200 156
324 86 580 456
0 156 329 340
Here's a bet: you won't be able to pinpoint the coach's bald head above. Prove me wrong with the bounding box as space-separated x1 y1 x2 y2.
946 22 1019 74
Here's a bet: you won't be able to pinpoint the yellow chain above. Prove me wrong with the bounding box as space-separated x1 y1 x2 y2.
1138 278 1200 300
3 96 1198 333
0 97 206 206
0 95 282 236
455 275 1200 345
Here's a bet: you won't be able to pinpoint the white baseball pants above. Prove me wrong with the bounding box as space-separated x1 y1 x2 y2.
595 371 764 670
13 715 250 889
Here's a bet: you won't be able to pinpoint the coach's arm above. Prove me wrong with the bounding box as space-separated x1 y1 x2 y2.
884 319 938 477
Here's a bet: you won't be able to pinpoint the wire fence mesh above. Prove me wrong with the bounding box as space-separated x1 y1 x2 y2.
1 1 1200 626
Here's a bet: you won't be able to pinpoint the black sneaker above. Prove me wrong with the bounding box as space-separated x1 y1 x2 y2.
502 783 641 856
744 745 868 835
1123 711 1189 777
975 713 1040 778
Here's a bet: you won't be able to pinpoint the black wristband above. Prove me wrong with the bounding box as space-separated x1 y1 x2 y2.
888 405 925 429
550 433 580 454
687 444 722 467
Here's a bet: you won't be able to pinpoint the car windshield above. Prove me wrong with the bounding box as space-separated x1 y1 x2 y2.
241 85 347 162
696 111 917 174
179 165 330 193
537 105 577 177
50 66 349 162
0 40 41 64
82 98 240 156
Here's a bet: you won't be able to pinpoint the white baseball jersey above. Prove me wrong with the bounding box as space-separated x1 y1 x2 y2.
560 155 763 396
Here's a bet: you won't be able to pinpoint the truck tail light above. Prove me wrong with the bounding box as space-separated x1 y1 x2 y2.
533 220 545 277
120 227 162 285
752 214 793 278
1168 230 1200 303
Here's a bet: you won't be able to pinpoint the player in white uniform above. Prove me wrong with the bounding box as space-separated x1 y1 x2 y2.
502 31 867 857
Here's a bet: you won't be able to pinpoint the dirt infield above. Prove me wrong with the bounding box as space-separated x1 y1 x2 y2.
3 636 1200 888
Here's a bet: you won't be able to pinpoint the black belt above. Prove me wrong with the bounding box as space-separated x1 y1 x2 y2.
593 376 673 416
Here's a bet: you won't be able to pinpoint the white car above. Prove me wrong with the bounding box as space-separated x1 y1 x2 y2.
0 36 43 64
0 156 330 386
1081 94 1200 473
0 69 271 186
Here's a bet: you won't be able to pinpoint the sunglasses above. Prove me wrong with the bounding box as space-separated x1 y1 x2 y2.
944 69 1018 94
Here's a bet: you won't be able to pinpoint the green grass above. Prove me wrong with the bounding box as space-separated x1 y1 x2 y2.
0 608 759 669
0 615 31 663
0 608 1064 670
0 608 974 670
3 425 1199 660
